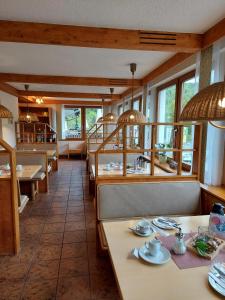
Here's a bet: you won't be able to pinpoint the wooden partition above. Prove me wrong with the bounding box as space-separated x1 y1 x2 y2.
93 122 202 184
0 139 20 255
87 123 118 154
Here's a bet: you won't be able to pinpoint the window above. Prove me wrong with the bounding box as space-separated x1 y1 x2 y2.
180 77 196 158
64 107 82 139
85 107 102 131
118 104 123 116
156 70 197 164
157 84 176 147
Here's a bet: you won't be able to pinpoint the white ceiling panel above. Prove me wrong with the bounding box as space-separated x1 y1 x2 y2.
0 0 225 33
0 42 173 79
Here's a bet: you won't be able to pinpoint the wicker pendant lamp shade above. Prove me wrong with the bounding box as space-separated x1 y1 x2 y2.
180 81 225 123
117 63 146 124
102 88 118 123
102 112 118 123
0 105 13 119
97 116 104 123
117 109 146 124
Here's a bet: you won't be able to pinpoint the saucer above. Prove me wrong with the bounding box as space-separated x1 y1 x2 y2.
132 227 153 237
138 245 171 264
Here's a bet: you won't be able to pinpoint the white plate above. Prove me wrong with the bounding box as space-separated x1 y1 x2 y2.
208 275 225 297
152 218 177 230
138 245 171 265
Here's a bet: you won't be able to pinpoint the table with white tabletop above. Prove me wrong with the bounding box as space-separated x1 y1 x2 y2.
0 165 42 180
102 215 223 300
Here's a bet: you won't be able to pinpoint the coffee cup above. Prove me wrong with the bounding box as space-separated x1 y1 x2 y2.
145 239 161 256
136 220 151 234
5 163 10 170
16 165 23 171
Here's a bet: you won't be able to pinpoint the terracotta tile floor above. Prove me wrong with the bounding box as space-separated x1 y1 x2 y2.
0 159 120 300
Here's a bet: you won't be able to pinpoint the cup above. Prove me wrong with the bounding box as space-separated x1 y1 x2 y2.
5 163 10 170
145 239 161 256
105 163 111 171
136 220 151 234
16 165 23 171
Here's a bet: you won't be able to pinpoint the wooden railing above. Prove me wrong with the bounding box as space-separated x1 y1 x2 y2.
16 122 57 144
94 122 202 181
0 138 20 255
87 123 118 153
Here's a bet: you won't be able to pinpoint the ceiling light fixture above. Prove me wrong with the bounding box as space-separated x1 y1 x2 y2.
19 85 39 123
36 97 44 104
103 88 118 123
180 80 225 129
117 63 146 124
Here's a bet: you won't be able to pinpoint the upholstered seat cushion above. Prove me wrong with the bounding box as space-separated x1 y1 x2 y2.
33 172 46 181
97 181 201 220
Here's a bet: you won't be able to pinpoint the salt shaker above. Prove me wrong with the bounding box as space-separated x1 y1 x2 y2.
172 227 186 255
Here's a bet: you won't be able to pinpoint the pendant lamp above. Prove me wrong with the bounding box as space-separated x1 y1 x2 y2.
180 80 225 129
19 85 39 123
97 99 105 123
117 63 146 124
103 88 118 123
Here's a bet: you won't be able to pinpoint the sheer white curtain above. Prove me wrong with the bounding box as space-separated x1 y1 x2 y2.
204 39 225 185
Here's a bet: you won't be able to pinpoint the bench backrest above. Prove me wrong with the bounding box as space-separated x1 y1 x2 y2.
16 151 48 172
97 181 201 220
17 143 57 151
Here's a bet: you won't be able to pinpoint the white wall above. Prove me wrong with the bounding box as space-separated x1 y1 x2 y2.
0 91 18 147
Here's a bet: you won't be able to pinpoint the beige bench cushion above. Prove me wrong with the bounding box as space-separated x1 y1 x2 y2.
97 181 201 220
33 172 46 181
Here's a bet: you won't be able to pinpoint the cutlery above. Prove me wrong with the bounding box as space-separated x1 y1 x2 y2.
209 272 225 290
157 218 180 228
211 269 225 284
213 264 225 278
151 222 170 237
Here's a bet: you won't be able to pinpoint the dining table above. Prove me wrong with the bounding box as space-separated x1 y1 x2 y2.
0 165 42 180
102 215 223 300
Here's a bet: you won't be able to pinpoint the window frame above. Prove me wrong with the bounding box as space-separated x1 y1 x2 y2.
63 105 102 141
155 70 196 166
156 70 196 122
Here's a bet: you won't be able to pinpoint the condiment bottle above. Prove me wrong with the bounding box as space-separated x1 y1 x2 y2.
172 228 186 255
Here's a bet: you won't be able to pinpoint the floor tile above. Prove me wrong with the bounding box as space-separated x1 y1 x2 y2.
63 230 87 243
40 232 64 245
0 262 30 280
57 275 91 300
29 259 60 280
22 279 57 300
61 242 87 259
66 214 85 222
65 221 86 231
36 244 62 260
59 257 89 277
0 279 25 300
43 222 65 233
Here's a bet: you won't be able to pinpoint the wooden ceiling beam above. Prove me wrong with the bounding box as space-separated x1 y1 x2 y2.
0 82 19 97
0 73 142 87
121 53 193 99
203 17 225 48
0 20 202 53
36 99 110 106
18 90 121 100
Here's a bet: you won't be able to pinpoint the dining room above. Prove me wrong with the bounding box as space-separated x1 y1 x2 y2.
1 1 225 299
